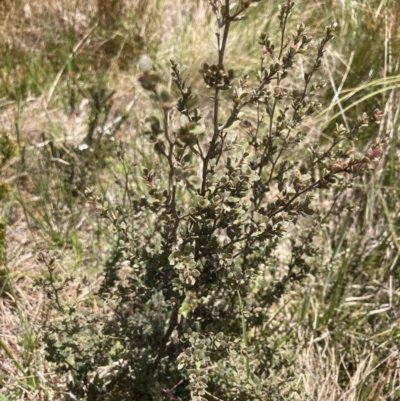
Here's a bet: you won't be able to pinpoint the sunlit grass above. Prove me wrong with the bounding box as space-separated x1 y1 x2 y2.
1 0 400 399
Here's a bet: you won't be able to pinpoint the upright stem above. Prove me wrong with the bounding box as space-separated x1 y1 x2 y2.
163 108 179 243
201 0 232 195
258 3 291 175
237 289 250 379
153 307 180 370
218 0 231 66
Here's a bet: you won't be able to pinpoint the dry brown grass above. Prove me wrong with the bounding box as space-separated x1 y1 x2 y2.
1 0 400 399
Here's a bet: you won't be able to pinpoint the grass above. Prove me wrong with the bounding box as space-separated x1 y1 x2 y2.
1 0 400 399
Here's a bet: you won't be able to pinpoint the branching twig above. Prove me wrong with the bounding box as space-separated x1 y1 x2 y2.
153 307 180 370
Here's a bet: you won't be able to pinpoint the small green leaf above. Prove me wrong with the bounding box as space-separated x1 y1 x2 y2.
233 15 248 21
138 55 153 72
192 269 201 278
186 175 202 188
180 114 190 127
224 119 241 131
189 124 205 135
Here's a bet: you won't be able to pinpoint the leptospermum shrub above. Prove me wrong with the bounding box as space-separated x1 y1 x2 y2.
43 1 385 400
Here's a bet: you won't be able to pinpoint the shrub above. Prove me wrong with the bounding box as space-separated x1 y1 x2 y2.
42 1 385 400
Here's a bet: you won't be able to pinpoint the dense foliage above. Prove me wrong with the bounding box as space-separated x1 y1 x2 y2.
39 1 388 400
